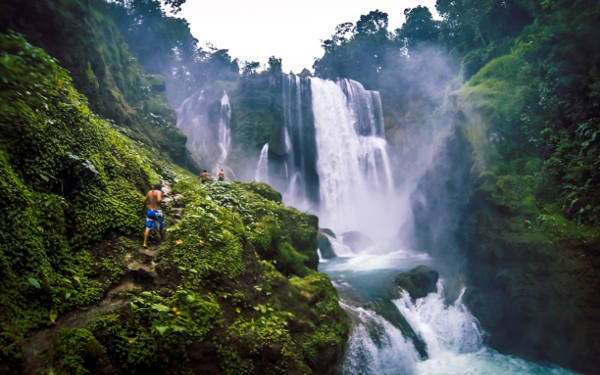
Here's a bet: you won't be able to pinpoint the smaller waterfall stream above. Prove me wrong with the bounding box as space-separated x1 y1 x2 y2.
255 143 269 182
216 93 232 168
176 89 232 171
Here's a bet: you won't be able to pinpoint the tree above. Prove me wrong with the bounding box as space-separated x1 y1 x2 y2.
163 0 186 13
267 56 282 75
242 61 261 76
396 6 440 49
356 10 388 36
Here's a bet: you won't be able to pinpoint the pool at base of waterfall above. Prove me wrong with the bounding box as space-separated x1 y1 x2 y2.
319 251 578 375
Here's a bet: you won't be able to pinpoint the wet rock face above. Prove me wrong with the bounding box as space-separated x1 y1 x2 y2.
320 228 336 238
341 231 373 252
317 232 336 259
394 266 439 300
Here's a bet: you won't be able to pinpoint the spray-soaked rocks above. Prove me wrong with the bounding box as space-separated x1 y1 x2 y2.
318 230 336 259
394 266 439 300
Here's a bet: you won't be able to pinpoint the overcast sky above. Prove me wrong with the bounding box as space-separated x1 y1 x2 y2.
179 0 440 73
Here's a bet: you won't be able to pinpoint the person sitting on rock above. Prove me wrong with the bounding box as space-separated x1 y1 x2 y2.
143 183 165 248
201 169 209 184
218 168 225 181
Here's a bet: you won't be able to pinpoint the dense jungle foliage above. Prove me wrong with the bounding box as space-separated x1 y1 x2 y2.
0 0 197 171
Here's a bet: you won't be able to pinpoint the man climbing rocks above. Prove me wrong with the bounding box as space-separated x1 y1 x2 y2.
201 169 209 184
143 183 165 248
218 168 225 181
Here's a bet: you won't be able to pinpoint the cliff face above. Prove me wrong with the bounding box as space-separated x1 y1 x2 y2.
454 52 600 373
0 27 346 375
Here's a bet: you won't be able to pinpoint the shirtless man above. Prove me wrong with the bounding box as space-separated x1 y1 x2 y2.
143 183 165 248
201 170 209 184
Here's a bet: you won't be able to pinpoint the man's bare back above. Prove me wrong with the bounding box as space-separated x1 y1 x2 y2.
145 189 162 210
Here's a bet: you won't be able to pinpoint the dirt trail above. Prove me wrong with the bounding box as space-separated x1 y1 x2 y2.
22 182 185 374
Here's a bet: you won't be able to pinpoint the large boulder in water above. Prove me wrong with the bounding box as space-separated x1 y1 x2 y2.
341 231 373 252
317 231 336 259
395 266 439 300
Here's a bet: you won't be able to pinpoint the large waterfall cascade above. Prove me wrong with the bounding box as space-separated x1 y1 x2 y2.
311 78 394 236
172 74 575 374
251 73 576 374
257 74 396 237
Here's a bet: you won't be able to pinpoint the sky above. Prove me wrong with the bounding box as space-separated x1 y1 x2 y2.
179 0 440 74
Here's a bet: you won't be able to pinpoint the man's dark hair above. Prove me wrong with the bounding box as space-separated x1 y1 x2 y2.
154 183 162 190
203 170 207 172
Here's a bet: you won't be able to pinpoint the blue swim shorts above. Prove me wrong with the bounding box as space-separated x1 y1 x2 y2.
146 209 165 230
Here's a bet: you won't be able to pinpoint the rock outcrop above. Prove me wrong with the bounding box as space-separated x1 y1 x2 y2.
395 266 439 300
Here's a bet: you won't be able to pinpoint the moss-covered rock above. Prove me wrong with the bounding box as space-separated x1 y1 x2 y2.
82 178 347 374
0 18 347 375
394 266 439 300
52 328 106 375
317 232 336 259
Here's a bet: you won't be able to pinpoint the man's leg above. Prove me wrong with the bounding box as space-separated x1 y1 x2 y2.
158 214 165 242
143 228 151 247
143 211 153 247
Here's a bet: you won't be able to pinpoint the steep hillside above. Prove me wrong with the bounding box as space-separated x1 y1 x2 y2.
0 33 347 374
0 32 162 370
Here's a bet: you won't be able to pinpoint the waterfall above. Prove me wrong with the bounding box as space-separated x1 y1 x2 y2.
274 74 576 374
310 77 396 237
262 74 397 236
254 143 269 182
281 74 319 208
216 93 232 169
341 302 420 374
176 89 231 171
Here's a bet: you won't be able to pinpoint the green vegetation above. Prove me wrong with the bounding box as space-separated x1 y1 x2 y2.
451 2 600 371
0 0 197 171
0 32 161 370
0 29 346 373
50 179 346 374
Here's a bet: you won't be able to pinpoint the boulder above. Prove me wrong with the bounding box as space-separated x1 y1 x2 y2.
395 266 439 300
317 232 336 259
341 231 373 252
